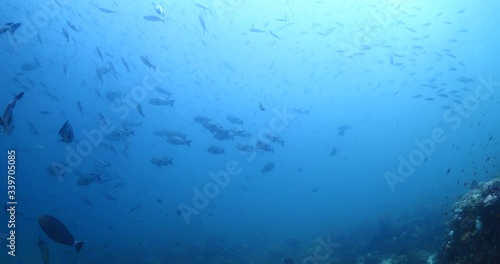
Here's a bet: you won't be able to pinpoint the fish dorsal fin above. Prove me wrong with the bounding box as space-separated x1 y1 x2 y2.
75 241 86 253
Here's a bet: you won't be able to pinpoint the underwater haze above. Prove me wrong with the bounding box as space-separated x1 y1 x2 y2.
1 0 499 263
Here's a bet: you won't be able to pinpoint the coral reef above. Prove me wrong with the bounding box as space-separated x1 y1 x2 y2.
437 177 500 264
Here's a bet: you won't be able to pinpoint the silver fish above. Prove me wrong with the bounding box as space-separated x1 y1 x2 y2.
143 16 165 23
249 28 266 33
140 56 156 70
66 20 79 32
198 15 207 33
121 57 130 72
96 46 103 61
98 7 117 13
62 27 69 42
149 97 174 106
153 4 165 16
76 100 85 115
136 103 145 117
195 3 212 14
259 101 267 111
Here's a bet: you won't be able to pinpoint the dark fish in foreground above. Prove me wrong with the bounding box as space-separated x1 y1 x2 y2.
0 92 24 136
282 258 294 264
0 22 21 36
143 15 165 23
37 215 85 253
59 121 74 143
261 162 275 174
38 235 49 264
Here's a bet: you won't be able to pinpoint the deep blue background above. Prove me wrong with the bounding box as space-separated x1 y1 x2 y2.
0 0 499 263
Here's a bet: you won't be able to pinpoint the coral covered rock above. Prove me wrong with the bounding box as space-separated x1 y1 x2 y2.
437 177 500 264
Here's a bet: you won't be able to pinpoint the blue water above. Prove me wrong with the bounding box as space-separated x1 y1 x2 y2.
1 1 499 263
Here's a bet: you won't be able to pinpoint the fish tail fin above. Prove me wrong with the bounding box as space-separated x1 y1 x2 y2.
75 241 86 253
187 140 192 146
